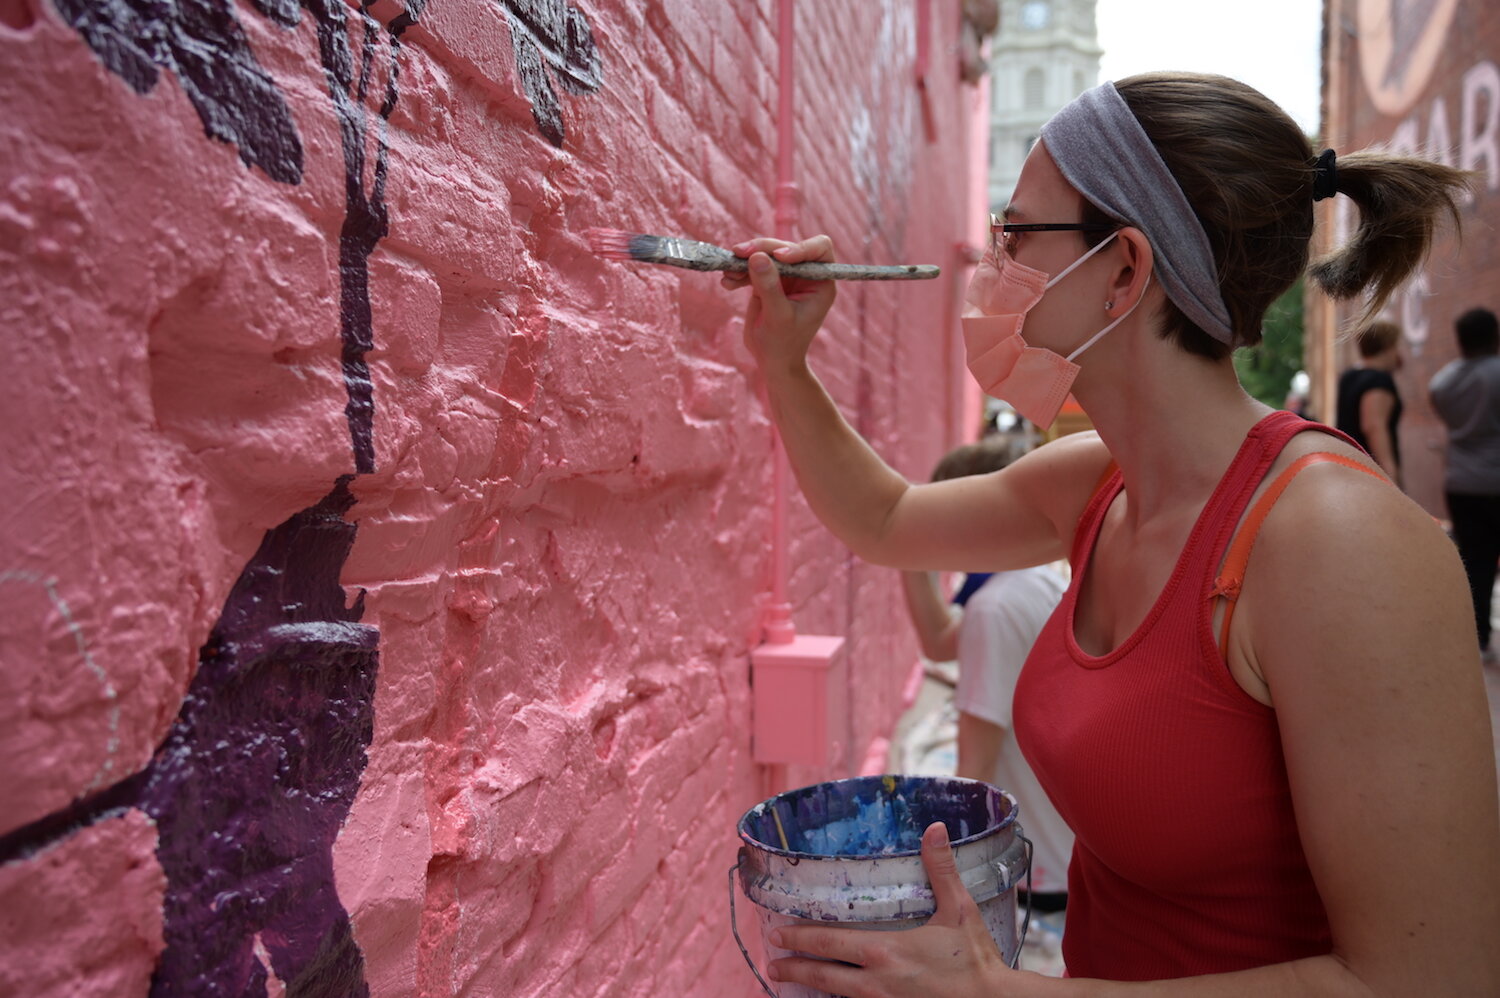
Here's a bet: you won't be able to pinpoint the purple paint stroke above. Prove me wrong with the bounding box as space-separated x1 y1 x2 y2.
312 0 405 474
0 2 432 996
499 0 602 146
142 476 377 998
52 0 304 183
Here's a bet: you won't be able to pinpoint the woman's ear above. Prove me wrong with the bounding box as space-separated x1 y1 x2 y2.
1107 227 1154 316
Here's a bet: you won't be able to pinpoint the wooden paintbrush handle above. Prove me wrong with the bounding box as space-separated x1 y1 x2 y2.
775 261 940 281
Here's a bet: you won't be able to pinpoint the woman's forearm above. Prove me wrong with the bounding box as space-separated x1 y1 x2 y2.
900 571 959 661
955 712 1004 782
763 361 912 562
1022 954 1377 997
1359 392 1400 484
1365 426 1400 483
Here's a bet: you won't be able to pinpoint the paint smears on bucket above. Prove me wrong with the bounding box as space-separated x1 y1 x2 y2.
732 775 1031 998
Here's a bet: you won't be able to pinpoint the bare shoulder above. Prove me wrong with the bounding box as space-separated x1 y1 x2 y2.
1004 430 1115 545
1245 432 1500 996
892 430 1113 573
881 431 1112 572
1005 429 1113 493
1249 428 1473 673
1268 428 1436 553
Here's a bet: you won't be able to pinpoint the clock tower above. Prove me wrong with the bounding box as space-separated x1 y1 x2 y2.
987 0 1103 210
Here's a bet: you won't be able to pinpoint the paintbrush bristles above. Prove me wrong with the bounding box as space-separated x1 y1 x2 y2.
584 227 651 261
587 229 741 272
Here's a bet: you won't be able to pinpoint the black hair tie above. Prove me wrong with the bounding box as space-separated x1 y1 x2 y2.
1312 148 1338 201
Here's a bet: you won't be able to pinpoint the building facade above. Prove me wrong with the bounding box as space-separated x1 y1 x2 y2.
1313 0 1500 516
987 0 1102 210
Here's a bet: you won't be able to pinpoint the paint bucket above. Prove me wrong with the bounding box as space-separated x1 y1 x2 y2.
730 775 1031 998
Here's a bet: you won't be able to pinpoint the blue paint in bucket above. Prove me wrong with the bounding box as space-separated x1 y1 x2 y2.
731 775 1030 998
739 774 1002 858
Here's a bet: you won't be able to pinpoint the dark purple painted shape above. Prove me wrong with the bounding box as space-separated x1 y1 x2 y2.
54 0 304 183
143 477 376 998
3 0 604 992
498 0 601 147
0 480 375 998
314 0 391 475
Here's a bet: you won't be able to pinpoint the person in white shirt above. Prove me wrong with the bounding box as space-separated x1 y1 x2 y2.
899 436 1074 911
953 565 1070 903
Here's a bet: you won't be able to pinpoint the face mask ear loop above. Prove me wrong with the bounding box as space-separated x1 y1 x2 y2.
1065 272 1152 363
1041 230 1118 290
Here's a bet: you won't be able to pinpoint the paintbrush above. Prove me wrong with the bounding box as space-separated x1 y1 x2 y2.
587 228 940 281
772 806 790 852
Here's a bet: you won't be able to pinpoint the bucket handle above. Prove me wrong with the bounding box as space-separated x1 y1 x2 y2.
1010 832 1034 970
729 851 781 998
731 834 1036 989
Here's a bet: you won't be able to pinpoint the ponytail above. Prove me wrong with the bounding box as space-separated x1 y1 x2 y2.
1103 73 1473 358
1308 152 1473 325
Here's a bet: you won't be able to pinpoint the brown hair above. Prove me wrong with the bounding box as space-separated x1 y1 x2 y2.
1353 319 1401 358
931 434 1022 482
1082 72 1471 360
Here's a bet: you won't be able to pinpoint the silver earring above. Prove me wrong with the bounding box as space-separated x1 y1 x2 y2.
1105 300 1114 310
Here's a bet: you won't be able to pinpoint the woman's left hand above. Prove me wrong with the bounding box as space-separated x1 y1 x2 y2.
766 822 1033 997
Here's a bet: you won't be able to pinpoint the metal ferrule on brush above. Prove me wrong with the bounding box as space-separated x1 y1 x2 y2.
634 235 746 273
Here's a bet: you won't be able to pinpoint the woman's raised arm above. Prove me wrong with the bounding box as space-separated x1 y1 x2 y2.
728 234 1110 572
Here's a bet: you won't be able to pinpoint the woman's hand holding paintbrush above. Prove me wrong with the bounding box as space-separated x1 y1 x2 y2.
728 235 841 376
729 235 912 555
590 230 850 374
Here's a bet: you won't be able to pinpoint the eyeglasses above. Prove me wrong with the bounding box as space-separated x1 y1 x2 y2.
988 214 1118 256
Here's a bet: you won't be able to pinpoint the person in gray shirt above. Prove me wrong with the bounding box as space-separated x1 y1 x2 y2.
1429 307 1500 662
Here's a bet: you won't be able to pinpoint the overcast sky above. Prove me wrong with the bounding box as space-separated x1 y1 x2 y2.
1095 0 1324 136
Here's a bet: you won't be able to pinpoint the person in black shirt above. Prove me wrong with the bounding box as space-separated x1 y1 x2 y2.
1335 320 1404 486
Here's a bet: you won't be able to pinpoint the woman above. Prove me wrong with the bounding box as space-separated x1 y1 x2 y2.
725 74 1500 995
1334 319 1404 485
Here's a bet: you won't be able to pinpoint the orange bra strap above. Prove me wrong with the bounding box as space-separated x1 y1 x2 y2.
1210 453 1384 653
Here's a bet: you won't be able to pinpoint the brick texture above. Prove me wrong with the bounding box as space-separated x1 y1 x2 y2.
0 1 983 995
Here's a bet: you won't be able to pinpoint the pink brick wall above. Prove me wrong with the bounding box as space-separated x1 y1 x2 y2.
0 1 986 994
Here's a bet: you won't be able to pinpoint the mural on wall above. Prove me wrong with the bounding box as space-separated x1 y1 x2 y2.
1351 0 1499 358
1358 0 1462 116
0 0 599 994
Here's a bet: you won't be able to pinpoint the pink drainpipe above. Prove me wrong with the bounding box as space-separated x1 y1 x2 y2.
764 0 799 647
751 0 848 797
755 0 800 799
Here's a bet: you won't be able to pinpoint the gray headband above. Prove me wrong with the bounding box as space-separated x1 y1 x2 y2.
1040 82 1235 345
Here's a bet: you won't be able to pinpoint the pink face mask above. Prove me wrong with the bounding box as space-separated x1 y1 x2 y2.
961 231 1146 427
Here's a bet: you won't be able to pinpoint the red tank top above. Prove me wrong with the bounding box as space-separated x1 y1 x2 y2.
1014 412 1359 980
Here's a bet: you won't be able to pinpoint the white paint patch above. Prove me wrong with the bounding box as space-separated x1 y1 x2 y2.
849 101 878 207
0 570 120 791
